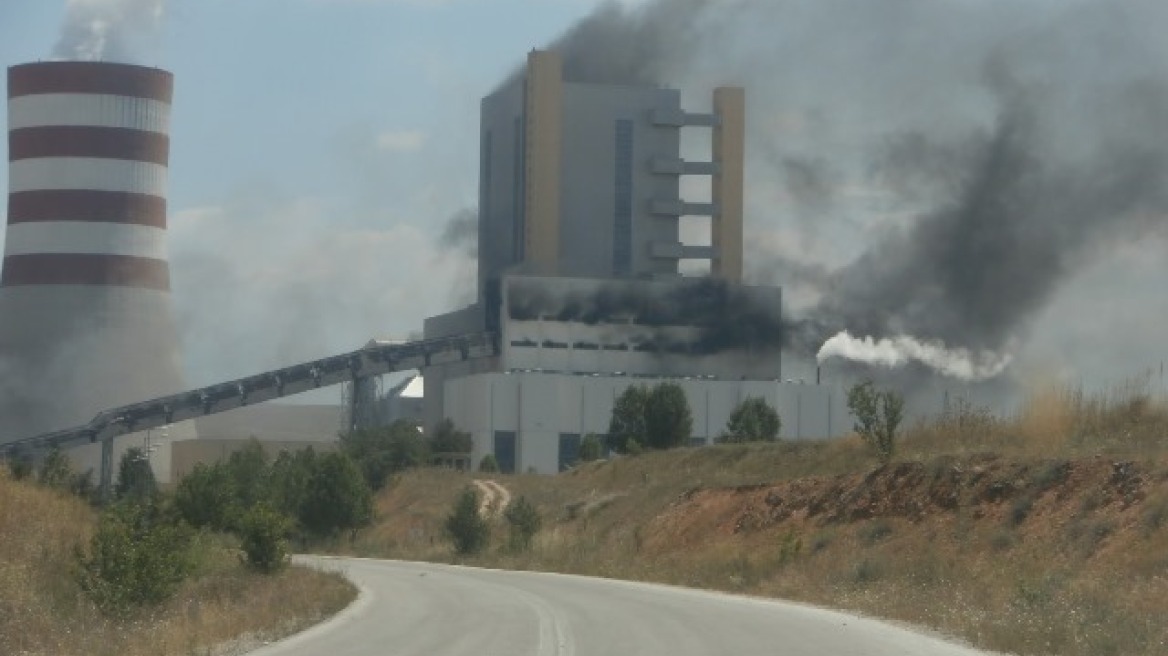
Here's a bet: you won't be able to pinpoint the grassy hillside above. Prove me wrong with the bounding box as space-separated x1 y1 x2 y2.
0 471 355 656
346 385 1168 656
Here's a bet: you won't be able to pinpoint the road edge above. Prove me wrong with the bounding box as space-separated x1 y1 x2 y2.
240 556 374 656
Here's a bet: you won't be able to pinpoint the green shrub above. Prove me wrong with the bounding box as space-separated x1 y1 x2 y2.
607 385 649 453
299 452 373 538
76 500 193 616
174 462 238 531
644 382 692 450
37 447 74 491
445 488 490 555
859 519 894 545
479 454 499 473
1008 495 1035 526
721 397 782 443
847 380 904 463
504 496 542 552
579 434 604 462
430 419 473 455
114 447 158 503
238 503 292 574
341 421 430 491
6 455 33 480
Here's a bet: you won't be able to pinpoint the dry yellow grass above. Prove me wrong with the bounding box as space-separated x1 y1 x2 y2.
355 383 1168 656
0 471 356 656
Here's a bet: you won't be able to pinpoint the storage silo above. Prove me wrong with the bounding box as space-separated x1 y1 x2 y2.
0 61 191 481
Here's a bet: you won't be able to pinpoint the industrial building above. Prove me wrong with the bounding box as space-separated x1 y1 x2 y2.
0 50 847 484
0 61 195 482
424 51 847 474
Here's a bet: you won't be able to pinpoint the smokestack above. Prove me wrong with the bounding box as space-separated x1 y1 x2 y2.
0 61 190 479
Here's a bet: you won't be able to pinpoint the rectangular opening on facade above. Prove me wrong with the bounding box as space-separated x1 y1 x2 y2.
493 430 517 474
558 433 581 472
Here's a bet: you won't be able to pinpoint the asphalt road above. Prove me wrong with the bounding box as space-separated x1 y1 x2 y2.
247 558 995 656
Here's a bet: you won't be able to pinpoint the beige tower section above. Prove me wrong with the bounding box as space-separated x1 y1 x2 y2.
523 50 563 275
712 86 745 282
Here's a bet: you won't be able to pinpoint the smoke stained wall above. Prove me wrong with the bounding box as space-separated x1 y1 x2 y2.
526 0 1168 388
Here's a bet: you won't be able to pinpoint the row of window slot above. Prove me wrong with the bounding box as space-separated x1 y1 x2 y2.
509 339 700 354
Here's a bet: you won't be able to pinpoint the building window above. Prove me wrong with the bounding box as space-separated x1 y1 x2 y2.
613 119 634 276
558 433 581 471
493 430 517 474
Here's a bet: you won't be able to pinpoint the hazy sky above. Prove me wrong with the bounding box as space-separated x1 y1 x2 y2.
0 0 629 392
3 0 1168 408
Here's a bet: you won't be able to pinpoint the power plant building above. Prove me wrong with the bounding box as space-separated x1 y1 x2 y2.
0 61 193 482
426 51 845 474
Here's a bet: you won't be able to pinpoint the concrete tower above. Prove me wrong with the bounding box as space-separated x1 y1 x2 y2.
1 61 189 480
477 50 746 293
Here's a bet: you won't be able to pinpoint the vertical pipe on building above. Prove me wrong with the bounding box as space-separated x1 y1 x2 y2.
711 87 745 283
523 51 563 276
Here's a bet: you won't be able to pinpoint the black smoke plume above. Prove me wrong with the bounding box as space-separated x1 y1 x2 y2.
526 0 1168 369
507 278 784 356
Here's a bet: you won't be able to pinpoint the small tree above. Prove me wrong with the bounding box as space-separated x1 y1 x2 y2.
299 452 373 538
174 462 238 531
479 453 499 473
225 439 269 509
607 385 648 453
579 434 604 462
721 397 781 443
76 500 193 616
115 447 157 503
237 503 292 574
268 448 315 521
504 496 541 552
6 455 33 481
445 488 490 556
644 382 692 450
430 419 473 455
341 421 430 491
38 446 74 491
846 380 905 463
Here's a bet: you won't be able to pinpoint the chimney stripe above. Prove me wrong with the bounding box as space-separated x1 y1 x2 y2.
8 62 173 103
10 126 169 165
4 222 167 260
9 157 167 196
1 253 170 290
8 190 166 228
8 93 171 133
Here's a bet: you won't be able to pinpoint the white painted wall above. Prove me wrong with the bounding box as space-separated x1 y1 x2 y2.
446 372 849 474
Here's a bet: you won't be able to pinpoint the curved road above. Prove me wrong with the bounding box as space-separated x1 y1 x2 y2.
248 558 995 656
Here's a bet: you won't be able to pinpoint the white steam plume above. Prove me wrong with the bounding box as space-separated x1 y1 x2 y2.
54 0 165 63
817 331 1013 382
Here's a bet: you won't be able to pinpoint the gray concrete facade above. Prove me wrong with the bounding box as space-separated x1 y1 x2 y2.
445 371 848 474
478 63 689 294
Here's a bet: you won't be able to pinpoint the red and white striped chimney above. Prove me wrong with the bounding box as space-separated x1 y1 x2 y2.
1 61 190 477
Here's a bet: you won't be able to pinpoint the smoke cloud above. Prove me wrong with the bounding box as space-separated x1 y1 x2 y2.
817 331 1012 382
535 0 1168 381
507 277 783 355
437 208 478 257
54 0 165 63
